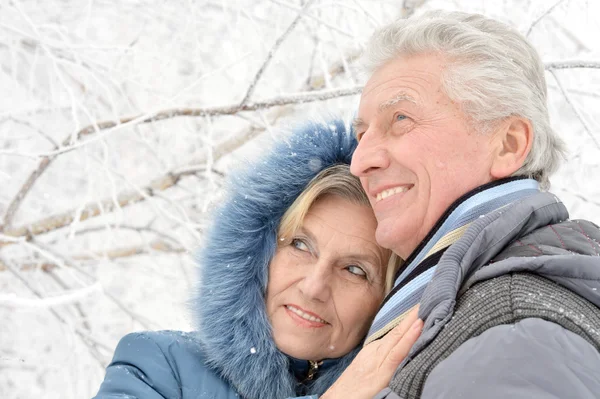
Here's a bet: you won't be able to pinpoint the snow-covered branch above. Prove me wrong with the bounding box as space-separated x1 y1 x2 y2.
526 0 567 37
545 60 600 70
0 283 102 308
548 69 599 150
240 0 316 105
1 85 361 232
0 112 292 242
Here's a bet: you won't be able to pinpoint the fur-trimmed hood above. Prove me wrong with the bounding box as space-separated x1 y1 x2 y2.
193 120 361 399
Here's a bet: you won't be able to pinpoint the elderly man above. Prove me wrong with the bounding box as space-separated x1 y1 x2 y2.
350 10 600 399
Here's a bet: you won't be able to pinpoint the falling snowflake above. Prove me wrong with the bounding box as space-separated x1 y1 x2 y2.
307 158 322 172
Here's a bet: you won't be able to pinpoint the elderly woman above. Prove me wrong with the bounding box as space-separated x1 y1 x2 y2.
92 120 422 399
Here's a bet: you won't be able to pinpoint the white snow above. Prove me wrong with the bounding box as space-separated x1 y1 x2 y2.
1 1 599 398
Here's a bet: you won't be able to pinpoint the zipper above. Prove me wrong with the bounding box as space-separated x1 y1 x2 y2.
306 360 323 381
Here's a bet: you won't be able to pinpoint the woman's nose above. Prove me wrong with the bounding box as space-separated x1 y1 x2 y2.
350 132 390 177
298 263 331 303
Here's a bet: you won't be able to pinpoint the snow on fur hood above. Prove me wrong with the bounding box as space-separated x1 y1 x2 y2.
192 119 361 399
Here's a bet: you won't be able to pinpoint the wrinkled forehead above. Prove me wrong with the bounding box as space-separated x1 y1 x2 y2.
360 55 446 108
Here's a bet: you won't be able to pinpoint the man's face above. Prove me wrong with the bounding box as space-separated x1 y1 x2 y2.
351 54 497 259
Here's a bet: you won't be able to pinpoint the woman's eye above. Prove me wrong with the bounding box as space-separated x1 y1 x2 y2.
395 114 407 122
346 265 367 277
291 238 309 252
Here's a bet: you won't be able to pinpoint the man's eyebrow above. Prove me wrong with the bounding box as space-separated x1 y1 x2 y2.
352 118 366 134
352 92 417 136
378 92 417 112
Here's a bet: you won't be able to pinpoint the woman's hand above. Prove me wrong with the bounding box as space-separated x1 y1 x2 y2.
321 307 423 399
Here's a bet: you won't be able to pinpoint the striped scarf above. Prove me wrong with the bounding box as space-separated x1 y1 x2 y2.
365 177 540 344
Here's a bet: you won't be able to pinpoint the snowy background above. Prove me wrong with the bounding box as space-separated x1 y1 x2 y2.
0 0 598 397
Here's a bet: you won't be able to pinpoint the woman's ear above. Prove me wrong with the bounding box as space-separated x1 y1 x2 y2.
490 116 533 179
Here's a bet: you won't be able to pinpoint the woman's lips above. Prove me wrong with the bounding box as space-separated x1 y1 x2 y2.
285 304 328 327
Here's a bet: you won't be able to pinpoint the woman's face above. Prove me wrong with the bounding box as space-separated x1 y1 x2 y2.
266 195 389 360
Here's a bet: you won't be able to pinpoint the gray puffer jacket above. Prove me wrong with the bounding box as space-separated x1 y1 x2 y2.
379 191 600 399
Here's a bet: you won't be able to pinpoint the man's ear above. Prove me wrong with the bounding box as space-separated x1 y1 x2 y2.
490 116 533 179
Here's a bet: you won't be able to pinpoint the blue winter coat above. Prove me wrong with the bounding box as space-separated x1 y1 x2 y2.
93 120 361 399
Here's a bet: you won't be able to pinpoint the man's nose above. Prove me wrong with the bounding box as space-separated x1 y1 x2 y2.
350 130 390 177
298 262 331 303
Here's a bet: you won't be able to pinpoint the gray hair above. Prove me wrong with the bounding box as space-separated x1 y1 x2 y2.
361 10 566 189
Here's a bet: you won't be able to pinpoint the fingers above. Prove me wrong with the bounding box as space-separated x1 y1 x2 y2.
385 318 423 367
380 305 420 353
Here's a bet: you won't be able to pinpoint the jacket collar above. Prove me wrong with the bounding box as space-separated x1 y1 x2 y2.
367 177 540 342
288 356 339 382
400 176 536 276
408 189 600 364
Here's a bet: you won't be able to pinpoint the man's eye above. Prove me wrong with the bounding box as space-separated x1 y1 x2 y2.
346 265 367 277
291 238 309 252
395 114 407 122
356 132 365 142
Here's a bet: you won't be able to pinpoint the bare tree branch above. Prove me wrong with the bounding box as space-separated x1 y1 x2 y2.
269 0 356 38
4 239 160 330
0 239 185 272
308 50 361 90
549 69 600 150
61 223 186 248
526 0 567 37
401 0 428 18
0 281 101 308
0 241 185 272
240 0 316 106
2 172 183 240
555 187 600 208
0 112 291 242
71 239 186 261
0 85 361 231
0 256 109 368
2 117 59 148
548 84 600 100
45 269 92 330
545 60 600 70
547 15 589 52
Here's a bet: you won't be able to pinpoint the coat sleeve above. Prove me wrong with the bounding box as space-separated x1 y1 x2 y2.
93 331 240 399
420 318 600 399
92 332 183 399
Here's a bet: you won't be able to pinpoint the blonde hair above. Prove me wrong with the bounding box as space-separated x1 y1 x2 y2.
277 164 401 293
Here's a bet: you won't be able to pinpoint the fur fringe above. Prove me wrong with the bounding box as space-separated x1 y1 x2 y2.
192 119 360 399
